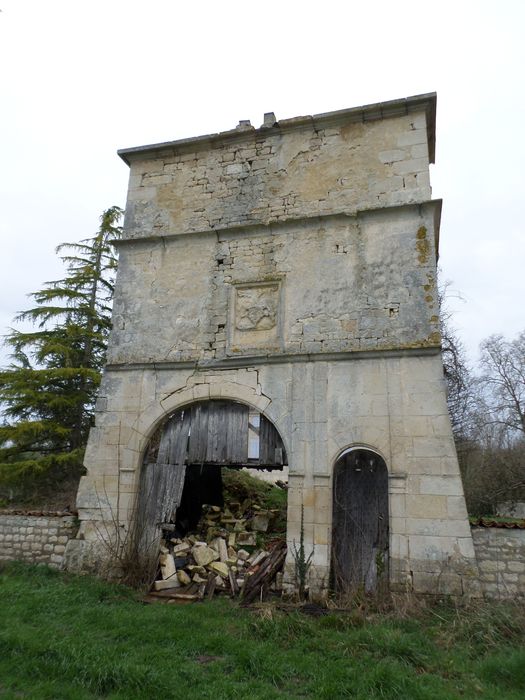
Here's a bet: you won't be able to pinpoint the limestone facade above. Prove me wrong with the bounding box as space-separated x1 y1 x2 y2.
65 93 479 595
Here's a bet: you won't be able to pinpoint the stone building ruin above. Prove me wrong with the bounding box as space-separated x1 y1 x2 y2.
65 92 479 596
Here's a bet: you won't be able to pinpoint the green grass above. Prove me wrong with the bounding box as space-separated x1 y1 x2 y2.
1 562 524 699
469 515 525 526
222 468 288 512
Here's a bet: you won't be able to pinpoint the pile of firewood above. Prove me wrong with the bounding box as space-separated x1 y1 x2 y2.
145 501 287 604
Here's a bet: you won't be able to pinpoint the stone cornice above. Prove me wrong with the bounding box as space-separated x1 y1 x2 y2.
118 92 437 166
113 199 443 253
104 345 442 373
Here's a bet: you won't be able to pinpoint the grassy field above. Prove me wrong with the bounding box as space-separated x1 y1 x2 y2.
0 562 524 699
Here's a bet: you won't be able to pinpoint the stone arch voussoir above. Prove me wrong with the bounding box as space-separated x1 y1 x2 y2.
331 442 390 473
130 380 277 470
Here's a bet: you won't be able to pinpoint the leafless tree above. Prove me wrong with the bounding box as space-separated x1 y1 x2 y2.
439 280 474 441
479 331 525 438
439 284 525 515
459 330 525 515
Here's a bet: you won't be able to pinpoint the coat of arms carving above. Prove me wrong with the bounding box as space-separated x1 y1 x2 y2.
231 282 280 348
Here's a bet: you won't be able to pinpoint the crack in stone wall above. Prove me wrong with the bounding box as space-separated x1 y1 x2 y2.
108 206 440 365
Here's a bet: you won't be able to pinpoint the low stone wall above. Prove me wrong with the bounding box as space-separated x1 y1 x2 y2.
1 511 523 599
472 527 525 598
0 512 78 568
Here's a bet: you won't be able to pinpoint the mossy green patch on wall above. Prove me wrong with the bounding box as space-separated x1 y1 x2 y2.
416 226 430 264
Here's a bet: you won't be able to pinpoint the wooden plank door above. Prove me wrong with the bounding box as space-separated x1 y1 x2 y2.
136 410 191 557
331 449 389 594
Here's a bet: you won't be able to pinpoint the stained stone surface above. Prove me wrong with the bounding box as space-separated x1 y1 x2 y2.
65 93 483 596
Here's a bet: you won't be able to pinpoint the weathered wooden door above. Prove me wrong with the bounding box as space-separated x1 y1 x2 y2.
331 449 389 594
136 400 287 549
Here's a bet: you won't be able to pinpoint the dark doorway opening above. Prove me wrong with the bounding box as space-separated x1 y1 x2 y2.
175 465 224 534
331 448 389 594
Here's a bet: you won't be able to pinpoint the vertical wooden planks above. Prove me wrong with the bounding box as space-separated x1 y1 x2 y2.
205 401 221 463
187 401 250 464
331 449 389 594
176 400 285 467
135 400 287 562
259 414 285 466
226 402 249 464
187 403 209 463
163 408 191 519
135 410 191 558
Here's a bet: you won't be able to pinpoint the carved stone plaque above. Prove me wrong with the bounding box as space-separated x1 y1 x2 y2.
231 282 281 349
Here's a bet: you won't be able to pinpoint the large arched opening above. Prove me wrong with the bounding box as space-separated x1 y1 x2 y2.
331 447 389 594
135 399 288 561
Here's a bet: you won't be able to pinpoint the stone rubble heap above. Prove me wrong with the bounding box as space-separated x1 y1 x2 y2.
145 500 286 604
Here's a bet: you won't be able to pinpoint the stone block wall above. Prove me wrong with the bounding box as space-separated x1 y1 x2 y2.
0 513 78 568
472 527 525 598
122 96 434 240
71 352 479 595
109 203 441 365
67 93 480 597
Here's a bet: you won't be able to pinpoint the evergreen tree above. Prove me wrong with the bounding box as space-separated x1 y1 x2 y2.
0 206 123 488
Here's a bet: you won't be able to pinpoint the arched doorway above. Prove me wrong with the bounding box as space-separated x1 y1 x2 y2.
331 448 389 594
135 399 287 557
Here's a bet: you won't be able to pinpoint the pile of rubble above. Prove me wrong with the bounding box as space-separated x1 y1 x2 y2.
145 500 287 604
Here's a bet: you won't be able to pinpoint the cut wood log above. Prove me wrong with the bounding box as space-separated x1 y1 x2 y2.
198 581 207 600
241 541 287 605
153 578 180 591
169 592 200 601
247 551 269 568
228 568 239 596
204 572 216 600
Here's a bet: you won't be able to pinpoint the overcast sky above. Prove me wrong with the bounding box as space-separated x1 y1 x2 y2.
1 0 523 369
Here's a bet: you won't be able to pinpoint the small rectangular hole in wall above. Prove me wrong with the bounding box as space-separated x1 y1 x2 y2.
387 305 399 318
